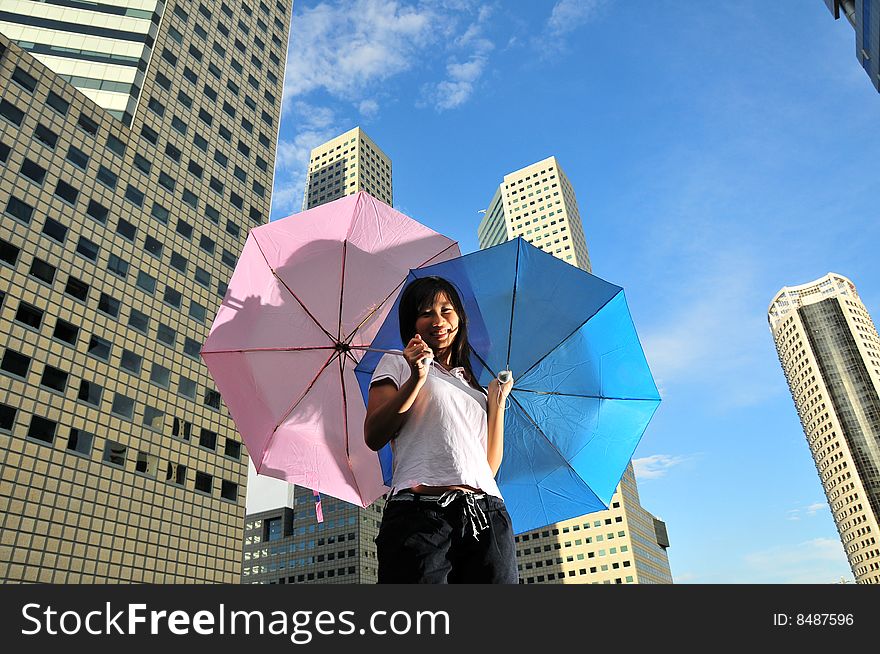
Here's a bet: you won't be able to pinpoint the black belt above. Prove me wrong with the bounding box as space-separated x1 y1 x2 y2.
389 490 490 539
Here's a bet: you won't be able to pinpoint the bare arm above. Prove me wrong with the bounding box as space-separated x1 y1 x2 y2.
363 335 433 451
486 375 513 475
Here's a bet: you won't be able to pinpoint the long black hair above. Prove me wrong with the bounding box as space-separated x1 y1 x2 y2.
398 276 484 392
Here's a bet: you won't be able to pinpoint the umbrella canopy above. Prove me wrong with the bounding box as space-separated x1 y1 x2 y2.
354 238 660 533
202 191 460 507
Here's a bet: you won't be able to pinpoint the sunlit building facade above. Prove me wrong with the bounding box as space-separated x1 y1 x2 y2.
769 273 880 583
0 0 291 583
302 126 392 210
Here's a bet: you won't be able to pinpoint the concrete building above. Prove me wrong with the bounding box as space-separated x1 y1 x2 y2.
242 486 384 585
821 1 880 93
0 0 291 583
302 126 392 210
768 273 880 584
478 156 672 584
478 156 590 270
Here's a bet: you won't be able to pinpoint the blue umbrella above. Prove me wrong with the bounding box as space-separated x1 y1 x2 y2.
354 238 660 533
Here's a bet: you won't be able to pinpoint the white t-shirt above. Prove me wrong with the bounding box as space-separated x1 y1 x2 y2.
370 353 502 499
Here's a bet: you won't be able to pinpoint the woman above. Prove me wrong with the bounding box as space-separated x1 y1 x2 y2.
363 276 518 583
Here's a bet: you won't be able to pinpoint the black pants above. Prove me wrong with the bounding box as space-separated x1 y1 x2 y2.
376 493 518 584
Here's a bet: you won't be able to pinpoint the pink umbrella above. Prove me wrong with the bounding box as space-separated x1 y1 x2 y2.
201 192 459 507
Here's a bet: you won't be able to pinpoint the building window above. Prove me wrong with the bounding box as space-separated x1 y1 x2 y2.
40 365 68 393
64 276 89 301
29 258 56 284
116 218 137 241
21 159 47 185
46 91 69 116
199 428 217 450
27 415 56 445
34 124 59 149
179 377 197 399
103 440 126 466
96 165 118 189
195 471 213 494
184 337 202 359
87 334 111 361
77 113 99 136
136 271 156 295
76 236 99 261
0 100 24 126
5 196 34 224
1 349 31 378
120 349 142 374
151 203 170 225
157 323 176 347
67 428 93 456
53 181 79 206
150 364 171 388
52 318 78 345
15 302 43 330
97 292 120 318
106 135 126 157
66 145 89 170
128 308 150 334
86 199 109 224
41 217 68 243
163 286 182 308
221 481 238 501
107 254 129 278
143 407 165 432
144 235 163 258
111 394 135 420
78 380 103 407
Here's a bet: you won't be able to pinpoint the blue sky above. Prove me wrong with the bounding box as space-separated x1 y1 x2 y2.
253 0 880 582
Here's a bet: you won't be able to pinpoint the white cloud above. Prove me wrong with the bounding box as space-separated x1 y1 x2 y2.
423 54 489 110
546 0 607 37
787 501 830 521
283 0 439 109
742 538 852 584
420 2 495 111
632 453 691 480
358 98 380 119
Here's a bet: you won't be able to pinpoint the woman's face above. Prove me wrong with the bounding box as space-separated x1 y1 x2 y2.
414 291 460 355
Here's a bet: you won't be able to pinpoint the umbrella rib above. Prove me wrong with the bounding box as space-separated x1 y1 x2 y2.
338 239 347 342
258 350 340 472
515 289 623 383
338 352 364 504
202 346 337 354
341 241 458 346
504 238 523 370
512 389 659 402
252 232 337 344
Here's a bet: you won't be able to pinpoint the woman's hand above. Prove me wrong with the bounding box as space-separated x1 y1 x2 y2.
488 372 513 408
403 334 433 381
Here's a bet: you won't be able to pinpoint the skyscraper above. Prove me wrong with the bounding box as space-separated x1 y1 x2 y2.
242 487 384 584
0 0 291 583
821 1 880 93
302 126 392 210
478 156 590 270
478 156 673 584
768 272 880 584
